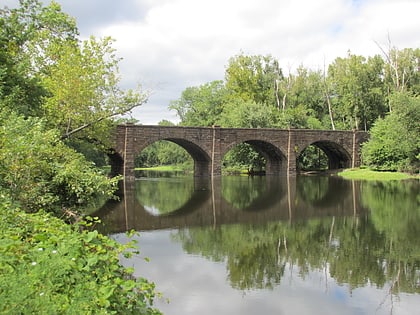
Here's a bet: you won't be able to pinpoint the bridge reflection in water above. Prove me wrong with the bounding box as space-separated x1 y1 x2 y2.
95 175 365 234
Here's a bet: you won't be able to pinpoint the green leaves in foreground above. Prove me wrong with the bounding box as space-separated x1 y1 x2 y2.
0 111 119 215
0 196 161 314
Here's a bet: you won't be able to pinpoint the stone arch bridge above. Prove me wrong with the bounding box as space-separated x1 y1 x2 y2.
110 124 368 179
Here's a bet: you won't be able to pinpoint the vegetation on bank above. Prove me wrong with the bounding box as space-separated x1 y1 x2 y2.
0 1 161 313
135 164 191 172
0 195 161 314
338 168 418 181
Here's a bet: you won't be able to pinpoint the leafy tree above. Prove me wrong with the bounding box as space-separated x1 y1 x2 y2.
0 3 162 312
1 0 148 151
0 0 77 117
218 99 277 128
41 36 148 145
362 93 419 172
378 45 420 98
328 52 386 130
169 80 226 126
225 53 283 107
280 67 325 119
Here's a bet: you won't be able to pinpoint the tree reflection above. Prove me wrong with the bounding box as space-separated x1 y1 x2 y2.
221 176 268 210
173 179 420 294
136 175 195 215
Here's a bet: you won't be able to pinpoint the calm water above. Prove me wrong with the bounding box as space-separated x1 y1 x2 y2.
94 173 420 315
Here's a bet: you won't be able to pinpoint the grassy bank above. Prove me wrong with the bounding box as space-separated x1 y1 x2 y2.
135 164 193 172
338 168 418 181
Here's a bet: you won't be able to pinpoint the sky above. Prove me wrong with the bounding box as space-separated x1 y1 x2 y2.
3 0 420 124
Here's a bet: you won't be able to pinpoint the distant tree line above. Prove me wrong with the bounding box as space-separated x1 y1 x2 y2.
162 49 419 172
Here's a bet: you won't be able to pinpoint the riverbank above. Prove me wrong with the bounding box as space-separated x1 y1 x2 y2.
135 165 191 172
337 168 418 181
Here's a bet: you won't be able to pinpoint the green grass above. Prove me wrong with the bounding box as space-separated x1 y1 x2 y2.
338 168 418 181
135 165 189 172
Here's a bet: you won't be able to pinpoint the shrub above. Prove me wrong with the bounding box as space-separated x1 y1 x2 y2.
362 93 419 173
0 111 119 215
0 194 161 314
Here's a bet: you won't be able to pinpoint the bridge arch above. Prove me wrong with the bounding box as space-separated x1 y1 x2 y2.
135 138 211 177
297 140 352 171
222 139 287 175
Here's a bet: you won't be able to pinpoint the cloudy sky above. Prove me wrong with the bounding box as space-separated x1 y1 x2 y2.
4 0 420 124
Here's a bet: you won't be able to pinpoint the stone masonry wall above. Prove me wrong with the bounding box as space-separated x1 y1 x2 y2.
114 125 368 178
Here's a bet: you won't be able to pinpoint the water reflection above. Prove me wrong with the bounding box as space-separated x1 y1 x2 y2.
94 175 420 314
95 175 362 233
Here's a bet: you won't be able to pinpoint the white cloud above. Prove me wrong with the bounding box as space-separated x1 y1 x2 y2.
3 0 419 124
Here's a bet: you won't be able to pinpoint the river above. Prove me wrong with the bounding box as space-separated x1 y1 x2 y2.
94 172 420 315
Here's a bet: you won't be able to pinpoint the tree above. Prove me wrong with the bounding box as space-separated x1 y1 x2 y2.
41 36 148 146
169 80 226 126
377 40 420 98
362 93 419 172
0 0 78 116
1 0 148 150
225 53 283 107
218 99 277 128
328 52 386 130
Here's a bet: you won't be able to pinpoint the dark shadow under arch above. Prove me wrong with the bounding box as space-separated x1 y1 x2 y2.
108 151 123 177
298 140 351 171
223 139 287 175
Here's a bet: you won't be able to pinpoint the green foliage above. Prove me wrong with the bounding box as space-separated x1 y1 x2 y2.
225 53 283 106
0 0 77 117
297 145 329 171
362 93 419 172
219 99 277 128
136 140 191 168
0 195 161 314
0 110 118 215
328 52 386 130
169 80 226 126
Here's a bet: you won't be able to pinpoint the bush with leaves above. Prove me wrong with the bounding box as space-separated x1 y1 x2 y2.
362 93 419 172
0 110 118 215
0 194 161 314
